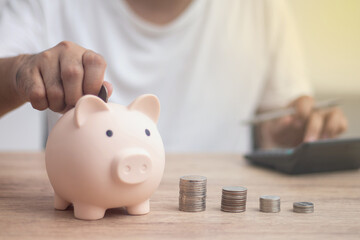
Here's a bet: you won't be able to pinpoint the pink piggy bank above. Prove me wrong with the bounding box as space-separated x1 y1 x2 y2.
45 94 165 220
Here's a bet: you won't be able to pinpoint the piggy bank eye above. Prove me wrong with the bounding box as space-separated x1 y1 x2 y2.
145 129 151 137
106 130 113 137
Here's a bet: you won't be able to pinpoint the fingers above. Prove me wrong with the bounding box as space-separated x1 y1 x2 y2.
48 41 106 111
15 41 108 113
82 50 106 95
321 108 348 138
39 50 66 112
27 71 49 111
14 55 48 110
258 95 348 148
59 46 84 107
293 96 348 142
303 111 323 142
270 115 305 147
292 96 314 120
303 108 348 142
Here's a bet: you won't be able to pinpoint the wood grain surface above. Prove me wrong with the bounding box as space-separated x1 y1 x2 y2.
0 152 359 239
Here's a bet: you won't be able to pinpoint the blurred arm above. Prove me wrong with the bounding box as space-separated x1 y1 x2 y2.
0 56 26 116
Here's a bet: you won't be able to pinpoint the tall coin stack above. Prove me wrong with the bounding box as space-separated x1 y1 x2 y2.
293 202 314 213
221 186 247 213
259 195 281 213
179 175 207 212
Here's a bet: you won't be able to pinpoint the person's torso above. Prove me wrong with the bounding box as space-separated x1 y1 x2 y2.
43 0 271 153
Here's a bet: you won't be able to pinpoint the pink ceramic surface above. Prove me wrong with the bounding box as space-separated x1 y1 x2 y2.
45 94 165 220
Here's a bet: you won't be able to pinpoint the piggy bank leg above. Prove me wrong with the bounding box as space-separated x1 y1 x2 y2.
54 193 70 210
127 199 150 215
73 203 106 220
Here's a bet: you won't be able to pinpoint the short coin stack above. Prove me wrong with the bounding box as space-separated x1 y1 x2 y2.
293 202 314 213
221 186 247 213
259 195 281 213
179 175 207 212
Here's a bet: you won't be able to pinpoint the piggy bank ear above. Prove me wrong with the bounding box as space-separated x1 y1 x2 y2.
74 95 110 128
128 94 160 123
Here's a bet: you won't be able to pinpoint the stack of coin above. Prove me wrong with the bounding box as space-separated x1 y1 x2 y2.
221 186 247 213
179 175 207 212
259 195 281 213
293 202 314 213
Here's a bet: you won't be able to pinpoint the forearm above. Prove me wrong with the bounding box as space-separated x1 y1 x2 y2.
0 56 26 117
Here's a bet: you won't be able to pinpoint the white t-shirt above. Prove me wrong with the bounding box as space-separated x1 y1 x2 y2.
0 0 312 153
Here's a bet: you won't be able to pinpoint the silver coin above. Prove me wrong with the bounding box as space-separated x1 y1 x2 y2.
180 187 206 191
179 204 206 208
180 175 207 182
180 187 207 191
260 206 280 209
180 203 206 207
293 208 314 213
221 200 247 204
222 204 247 207
180 194 206 197
221 210 246 213
260 195 280 201
222 193 247 197
179 194 206 198
220 186 248 212
222 190 247 194
260 204 280 207
221 208 246 213
179 205 206 209
221 198 247 202
260 205 280 208
179 209 206 212
180 179 206 182
222 205 247 208
178 175 207 212
222 186 247 192
179 206 206 209
260 202 280 206
221 200 247 205
222 195 247 199
180 201 206 205
180 188 206 192
180 189 207 193
260 209 280 213
180 184 207 187
180 195 206 199
180 202 206 205
180 199 206 202
222 195 247 200
180 190 206 193
221 205 246 210
259 195 280 213
293 202 314 208
180 182 207 185
260 206 280 210
179 202 206 205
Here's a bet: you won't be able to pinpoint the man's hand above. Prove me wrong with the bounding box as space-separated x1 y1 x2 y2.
256 96 348 149
1 41 112 115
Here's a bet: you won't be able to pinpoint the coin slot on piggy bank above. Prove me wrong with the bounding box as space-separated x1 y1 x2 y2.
45 93 165 220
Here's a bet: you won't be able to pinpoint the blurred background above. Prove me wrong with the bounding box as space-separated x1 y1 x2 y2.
0 0 359 151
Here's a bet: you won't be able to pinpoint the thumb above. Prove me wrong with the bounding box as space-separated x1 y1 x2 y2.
103 81 113 97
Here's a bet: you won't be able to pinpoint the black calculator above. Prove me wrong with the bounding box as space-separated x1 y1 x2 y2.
245 138 360 174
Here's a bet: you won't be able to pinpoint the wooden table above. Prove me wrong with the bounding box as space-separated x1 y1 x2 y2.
0 153 359 239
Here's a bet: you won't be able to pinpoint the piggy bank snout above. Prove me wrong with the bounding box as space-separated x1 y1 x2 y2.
114 149 152 185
